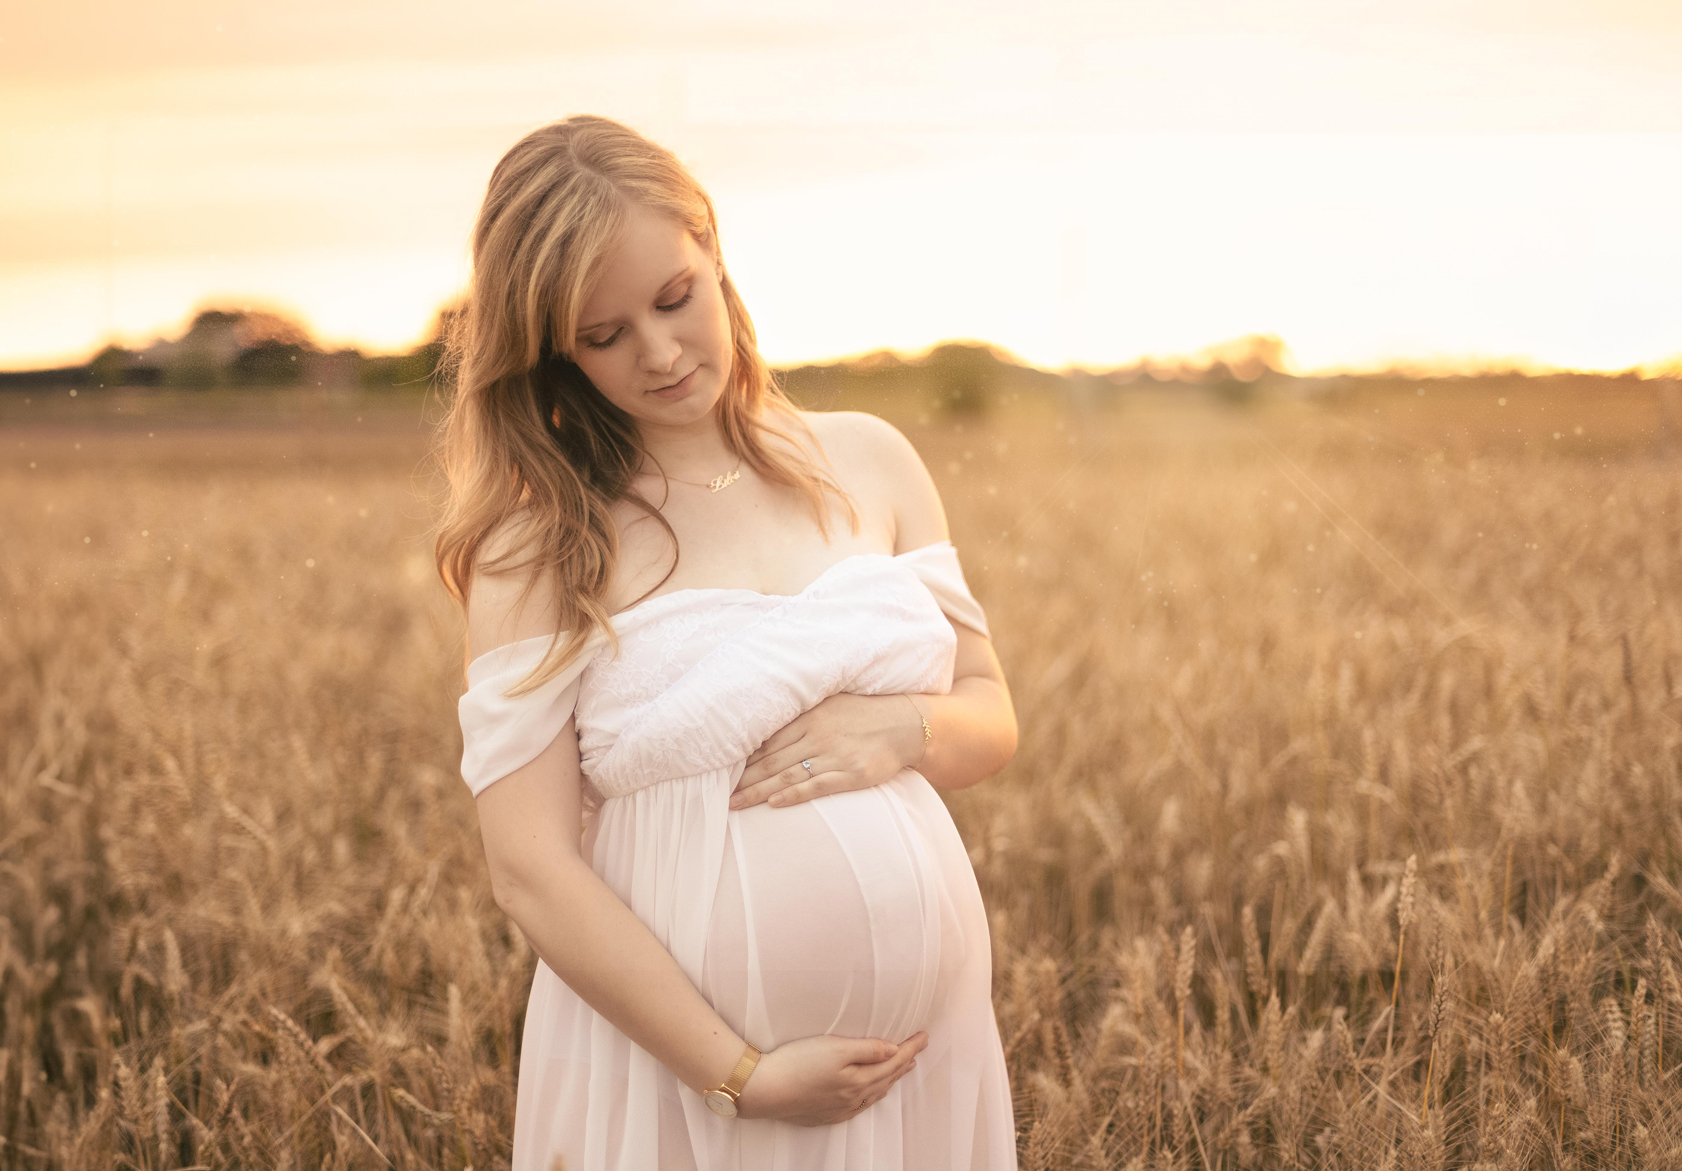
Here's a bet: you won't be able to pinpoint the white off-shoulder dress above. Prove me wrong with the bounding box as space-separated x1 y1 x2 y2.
458 541 1017 1171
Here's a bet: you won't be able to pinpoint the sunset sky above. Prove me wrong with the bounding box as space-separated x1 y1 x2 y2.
3 0 1680 375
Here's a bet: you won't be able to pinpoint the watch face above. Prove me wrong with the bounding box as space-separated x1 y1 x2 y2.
702 1089 738 1117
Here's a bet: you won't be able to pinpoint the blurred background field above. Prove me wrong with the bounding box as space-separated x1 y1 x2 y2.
3 375 1681 1169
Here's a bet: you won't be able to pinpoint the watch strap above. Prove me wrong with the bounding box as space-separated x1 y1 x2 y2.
718 1042 761 1099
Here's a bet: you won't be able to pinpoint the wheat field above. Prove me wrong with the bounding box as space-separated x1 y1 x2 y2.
3 383 1680 1169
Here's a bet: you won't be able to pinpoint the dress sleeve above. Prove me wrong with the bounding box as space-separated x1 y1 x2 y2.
900 540 992 640
457 631 603 797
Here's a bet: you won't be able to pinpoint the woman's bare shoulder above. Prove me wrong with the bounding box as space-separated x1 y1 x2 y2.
465 512 560 658
795 408 948 551
797 407 914 458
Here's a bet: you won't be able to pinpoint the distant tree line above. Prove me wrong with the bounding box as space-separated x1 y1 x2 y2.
775 336 1297 415
0 304 461 393
4 312 1328 415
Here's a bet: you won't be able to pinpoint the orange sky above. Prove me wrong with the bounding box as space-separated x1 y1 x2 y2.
3 1 1680 374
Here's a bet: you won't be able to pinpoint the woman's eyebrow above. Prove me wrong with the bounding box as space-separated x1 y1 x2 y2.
579 265 694 332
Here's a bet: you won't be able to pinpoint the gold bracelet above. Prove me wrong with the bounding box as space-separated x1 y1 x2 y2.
902 694 932 767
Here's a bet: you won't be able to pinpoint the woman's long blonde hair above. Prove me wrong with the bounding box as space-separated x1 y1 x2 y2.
432 115 859 694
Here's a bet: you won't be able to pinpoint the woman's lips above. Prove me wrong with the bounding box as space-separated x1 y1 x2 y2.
648 368 696 398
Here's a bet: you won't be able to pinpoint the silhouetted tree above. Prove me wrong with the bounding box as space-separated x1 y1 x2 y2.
88 344 128 389
230 340 308 386
923 342 1001 416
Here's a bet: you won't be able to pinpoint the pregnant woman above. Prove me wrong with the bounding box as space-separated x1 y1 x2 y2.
435 115 1019 1170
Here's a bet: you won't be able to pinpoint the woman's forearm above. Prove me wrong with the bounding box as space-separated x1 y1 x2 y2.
907 674 1018 791
491 852 746 1096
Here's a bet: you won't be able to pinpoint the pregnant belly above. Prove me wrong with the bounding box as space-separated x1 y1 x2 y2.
699 771 969 1049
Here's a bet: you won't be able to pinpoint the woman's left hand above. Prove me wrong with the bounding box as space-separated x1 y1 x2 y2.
731 693 926 810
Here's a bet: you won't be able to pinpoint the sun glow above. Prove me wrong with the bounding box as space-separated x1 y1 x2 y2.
3 3 1680 375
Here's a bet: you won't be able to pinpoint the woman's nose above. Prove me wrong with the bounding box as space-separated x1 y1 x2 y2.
637 326 682 374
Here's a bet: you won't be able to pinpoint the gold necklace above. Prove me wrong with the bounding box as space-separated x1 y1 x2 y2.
650 459 743 493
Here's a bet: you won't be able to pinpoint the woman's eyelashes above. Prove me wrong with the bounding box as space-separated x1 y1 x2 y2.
580 290 695 351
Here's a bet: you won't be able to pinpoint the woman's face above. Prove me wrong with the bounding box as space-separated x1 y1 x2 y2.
570 203 735 429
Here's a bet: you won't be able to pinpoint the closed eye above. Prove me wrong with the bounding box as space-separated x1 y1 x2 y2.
581 290 695 351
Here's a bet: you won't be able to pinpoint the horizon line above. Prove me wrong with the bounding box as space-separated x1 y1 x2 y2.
6 324 1680 385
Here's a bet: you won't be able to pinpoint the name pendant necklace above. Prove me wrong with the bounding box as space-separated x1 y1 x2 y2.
661 459 743 493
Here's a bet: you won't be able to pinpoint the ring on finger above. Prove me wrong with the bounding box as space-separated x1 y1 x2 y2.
800 759 814 776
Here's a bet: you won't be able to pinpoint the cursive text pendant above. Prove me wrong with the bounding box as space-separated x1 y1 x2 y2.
708 467 742 492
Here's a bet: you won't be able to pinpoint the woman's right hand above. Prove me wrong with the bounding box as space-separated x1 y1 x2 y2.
733 1031 929 1126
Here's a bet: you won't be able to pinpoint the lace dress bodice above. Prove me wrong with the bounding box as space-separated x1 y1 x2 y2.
459 541 991 804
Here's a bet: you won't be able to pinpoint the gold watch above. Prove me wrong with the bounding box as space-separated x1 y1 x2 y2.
701 1042 761 1118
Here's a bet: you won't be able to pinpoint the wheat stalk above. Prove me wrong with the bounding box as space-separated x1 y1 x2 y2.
1387 853 1418 1058
1175 924 1195 1082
